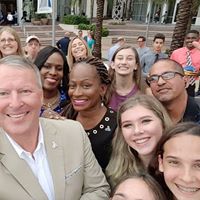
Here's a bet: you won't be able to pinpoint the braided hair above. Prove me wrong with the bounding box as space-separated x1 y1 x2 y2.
66 56 111 119
75 56 111 85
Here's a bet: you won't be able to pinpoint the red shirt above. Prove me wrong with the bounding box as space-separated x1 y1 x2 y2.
170 47 200 71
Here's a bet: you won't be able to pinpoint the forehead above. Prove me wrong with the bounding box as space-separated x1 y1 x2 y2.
150 61 176 75
153 38 164 43
70 63 98 78
164 134 200 157
0 31 14 38
116 48 135 56
72 38 83 45
115 178 154 199
186 32 199 39
0 64 36 80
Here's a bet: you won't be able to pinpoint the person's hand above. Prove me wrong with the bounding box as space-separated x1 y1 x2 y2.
192 41 200 50
41 109 65 120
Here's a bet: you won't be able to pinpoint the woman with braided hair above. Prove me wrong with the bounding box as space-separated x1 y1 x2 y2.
66 56 117 171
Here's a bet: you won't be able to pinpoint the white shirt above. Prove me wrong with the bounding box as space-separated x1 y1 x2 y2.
5 124 55 200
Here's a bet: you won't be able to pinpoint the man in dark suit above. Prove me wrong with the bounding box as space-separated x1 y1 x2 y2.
0 55 110 200
56 32 70 56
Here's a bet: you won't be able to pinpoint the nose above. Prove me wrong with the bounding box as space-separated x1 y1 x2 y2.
72 86 82 96
180 167 195 183
49 67 57 75
157 76 166 85
133 123 144 135
9 92 24 108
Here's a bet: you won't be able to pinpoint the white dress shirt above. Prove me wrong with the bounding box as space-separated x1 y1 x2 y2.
5 124 55 200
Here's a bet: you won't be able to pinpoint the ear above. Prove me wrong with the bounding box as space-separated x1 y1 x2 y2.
110 61 115 69
100 84 108 96
158 154 164 172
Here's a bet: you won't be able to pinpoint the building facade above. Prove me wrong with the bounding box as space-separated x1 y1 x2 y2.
2 0 200 25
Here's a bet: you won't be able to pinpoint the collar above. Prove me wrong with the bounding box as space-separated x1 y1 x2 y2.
5 123 44 158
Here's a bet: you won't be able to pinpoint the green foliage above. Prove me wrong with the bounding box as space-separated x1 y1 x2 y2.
35 13 47 20
78 23 95 30
78 23 109 37
63 15 89 25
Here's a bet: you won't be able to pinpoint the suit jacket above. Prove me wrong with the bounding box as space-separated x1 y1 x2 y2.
0 118 110 200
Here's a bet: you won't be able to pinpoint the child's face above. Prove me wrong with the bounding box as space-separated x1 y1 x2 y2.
159 134 200 200
112 178 155 200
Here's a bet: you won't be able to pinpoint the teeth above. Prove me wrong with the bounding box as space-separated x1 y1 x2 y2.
134 138 149 144
8 113 26 118
177 184 199 193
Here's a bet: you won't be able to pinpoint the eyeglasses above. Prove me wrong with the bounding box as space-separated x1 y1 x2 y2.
146 71 184 84
0 38 16 44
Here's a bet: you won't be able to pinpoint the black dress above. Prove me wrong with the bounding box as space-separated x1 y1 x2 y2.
85 108 117 171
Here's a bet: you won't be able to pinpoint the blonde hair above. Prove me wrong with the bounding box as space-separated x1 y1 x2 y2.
106 94 172 188
67 36 91 69
0 27 24 58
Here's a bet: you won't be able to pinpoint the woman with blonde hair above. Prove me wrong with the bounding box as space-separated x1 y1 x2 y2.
67 36 91 69
0 26 24 58
106 94 172 188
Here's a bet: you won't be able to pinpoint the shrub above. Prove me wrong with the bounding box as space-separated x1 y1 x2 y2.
63 15 89 25
78 23 109 37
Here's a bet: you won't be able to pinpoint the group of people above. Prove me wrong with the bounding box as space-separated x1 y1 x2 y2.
0 24 200 200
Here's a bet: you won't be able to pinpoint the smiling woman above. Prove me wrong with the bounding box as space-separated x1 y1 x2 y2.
66 56 117 171
0 27 24 58
106 94 172 188
67 36 91 70
34 46 70 118
151 122 200 200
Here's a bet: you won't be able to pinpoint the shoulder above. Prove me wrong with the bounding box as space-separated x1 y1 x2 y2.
40 118 85 138
184 96 200 123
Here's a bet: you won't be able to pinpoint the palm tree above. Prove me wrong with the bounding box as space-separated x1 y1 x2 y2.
169 0 200 55
93 0 105 58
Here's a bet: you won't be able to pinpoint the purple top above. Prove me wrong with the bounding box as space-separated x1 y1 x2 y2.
109 85 139 111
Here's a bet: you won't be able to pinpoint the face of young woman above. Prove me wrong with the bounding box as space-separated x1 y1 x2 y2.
111 48 138 76
71 38 87 60
121 105 163 159
159 134 200 200
40 52 64 92
112 178 155 200
68 63 106 112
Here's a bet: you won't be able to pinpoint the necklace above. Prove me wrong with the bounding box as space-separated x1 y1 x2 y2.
43 92 60 109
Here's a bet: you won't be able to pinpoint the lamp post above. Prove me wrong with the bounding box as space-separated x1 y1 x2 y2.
52 0 57 46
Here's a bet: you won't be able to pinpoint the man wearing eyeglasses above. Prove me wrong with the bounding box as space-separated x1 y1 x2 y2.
147 58 200 124
136 36 150 58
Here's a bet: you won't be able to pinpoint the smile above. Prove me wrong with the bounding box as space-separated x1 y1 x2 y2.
134 137 150 144
7 112 28 118
176 184 200 193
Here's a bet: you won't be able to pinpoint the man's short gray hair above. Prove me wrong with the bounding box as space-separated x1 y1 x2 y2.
0 55 42 88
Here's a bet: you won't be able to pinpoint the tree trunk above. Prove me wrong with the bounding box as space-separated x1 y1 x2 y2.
93 0 105 59
169 0 193 55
